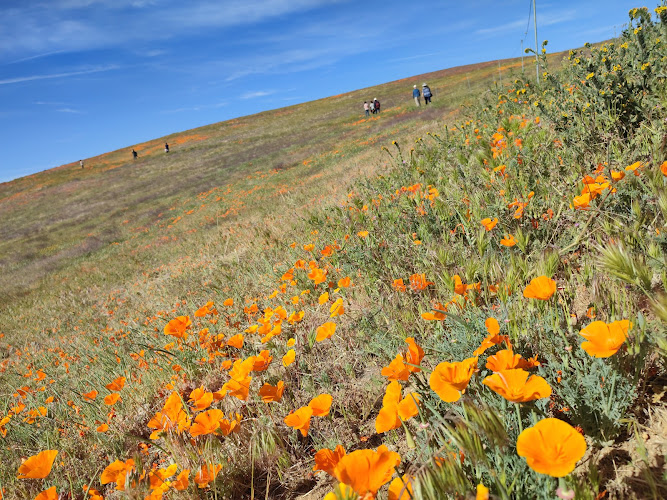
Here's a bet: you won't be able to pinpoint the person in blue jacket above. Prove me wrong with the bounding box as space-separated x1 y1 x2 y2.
422 83 432 105
413 85 421 107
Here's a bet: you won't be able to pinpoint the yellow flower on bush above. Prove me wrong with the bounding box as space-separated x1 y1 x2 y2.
516 418 586 477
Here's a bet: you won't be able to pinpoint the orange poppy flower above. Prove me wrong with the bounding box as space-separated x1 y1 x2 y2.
188 386 213 412
147 392 190 439
388 474 414 500
17 450 58 479
309 394 333 417
34 487 57 500
97 424 109 433
318 292 329 304
219 376 251 401
284 406 313 436
572 192 591 210
219 413 242 435
104 393 121 405
308 268 327 285
481 218 498 231
610 170 625 182
523 276 556 300
429 357 478 402
421 307 446 321
579 320 630 357
392 279 407 292
333 445 401 497
381 354 411 381
485 349 533 371
259 381 285 403
303 243 315 252
516 418 586 477
195 301 216 317
452 274 479 296
409 273 433 292
105 376 126 392
172 469 190 490
101 458 135 490
357 230 369 238
316 322 336 342
164 316 192 339
313 445 346 475
338 276 351 288
282 349 296 367
226 333 244 349
661 161 667 177
500 234 516 247
251 350 273 371
329 298 345 317
476 484 489 500
404 337 424 372
223 298 234 306
83 390 98 401
625 161 643 173
375 381 420 433
149 464 178 489
482 369 552 402
189 409 224 437
194 463 222 488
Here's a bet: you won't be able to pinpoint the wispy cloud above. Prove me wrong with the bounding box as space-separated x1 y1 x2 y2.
161 101 227 113
475 10 577 37
0 0 349 60
0 65 119 86
56 107 84 114
240 90 274 99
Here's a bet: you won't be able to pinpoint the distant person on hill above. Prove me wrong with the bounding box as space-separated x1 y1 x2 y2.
364 101 370 117
165 142 169 153
132 149 138 159
413 85 421 107
422 83 432 105
80 159 84 169
374 98 381 114
369 100 376 114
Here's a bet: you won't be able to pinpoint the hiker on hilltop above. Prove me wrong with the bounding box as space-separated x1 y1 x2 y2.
165 142 169 153
413 85 421 107
132 149 138 159
364 101 370 117
370 100 376 114
374 98 381 114
80 159 84 169
422 83 432 105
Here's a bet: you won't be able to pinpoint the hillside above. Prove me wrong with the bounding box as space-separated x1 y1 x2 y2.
1 13 666 500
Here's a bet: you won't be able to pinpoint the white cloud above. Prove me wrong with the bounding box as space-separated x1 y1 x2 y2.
0 65 119 85
57 107 84 113
240 90 274 99
475 10 577 37
0 0 349 59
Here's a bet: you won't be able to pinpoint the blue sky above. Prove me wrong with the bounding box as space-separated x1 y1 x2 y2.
0 0 642 182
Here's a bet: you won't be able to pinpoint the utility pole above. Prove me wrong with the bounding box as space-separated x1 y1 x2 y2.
533 0 539 85
521 40 525 74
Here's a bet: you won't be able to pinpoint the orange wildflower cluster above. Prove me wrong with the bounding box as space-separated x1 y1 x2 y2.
315 444 401 498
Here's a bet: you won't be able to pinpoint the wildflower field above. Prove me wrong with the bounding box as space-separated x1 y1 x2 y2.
1 6 667 500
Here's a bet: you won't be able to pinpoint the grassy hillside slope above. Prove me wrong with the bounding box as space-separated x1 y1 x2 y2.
1 12 665 500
